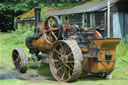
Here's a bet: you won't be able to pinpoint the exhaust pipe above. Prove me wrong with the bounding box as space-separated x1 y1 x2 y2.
34 7 41 28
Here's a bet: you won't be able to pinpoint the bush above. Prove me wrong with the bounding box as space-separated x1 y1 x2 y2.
2 26 33 46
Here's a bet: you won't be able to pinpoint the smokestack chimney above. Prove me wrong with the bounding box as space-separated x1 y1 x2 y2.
34 7 41 28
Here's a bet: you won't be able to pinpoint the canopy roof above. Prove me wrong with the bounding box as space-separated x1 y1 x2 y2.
51 0 119 16
17 8 57 19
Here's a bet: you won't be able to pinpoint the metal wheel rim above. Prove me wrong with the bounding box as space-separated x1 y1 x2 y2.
12 48 28 73
50 40 83 82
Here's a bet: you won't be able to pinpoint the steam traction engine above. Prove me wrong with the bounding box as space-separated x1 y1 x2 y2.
12 15 120 82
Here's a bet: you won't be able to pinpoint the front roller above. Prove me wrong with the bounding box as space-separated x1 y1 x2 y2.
12 48 28 73
49 40 83 82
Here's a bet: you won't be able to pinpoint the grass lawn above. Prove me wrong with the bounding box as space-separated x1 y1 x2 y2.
0 29 128 85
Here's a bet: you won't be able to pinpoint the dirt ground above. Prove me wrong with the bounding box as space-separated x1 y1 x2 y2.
0 66 57 83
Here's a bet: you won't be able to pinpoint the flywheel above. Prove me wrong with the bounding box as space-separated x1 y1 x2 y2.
43 16 63 44
49 40 83 82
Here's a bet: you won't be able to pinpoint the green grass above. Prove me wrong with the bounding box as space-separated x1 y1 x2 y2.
0 79 29 85
0 28 128 85
0 27 33 69
116 40 128 67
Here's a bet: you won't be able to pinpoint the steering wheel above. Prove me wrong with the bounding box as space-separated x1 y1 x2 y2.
44 16 63 44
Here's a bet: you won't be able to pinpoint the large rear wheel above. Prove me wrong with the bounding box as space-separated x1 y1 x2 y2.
12 48 28 73
49 40 83 82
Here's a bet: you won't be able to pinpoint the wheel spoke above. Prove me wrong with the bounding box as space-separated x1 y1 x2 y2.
44 29 51 33
47 36 53 42
64 46 71 56
64 47 68 55
64 65 71 80
51 28 59 31
48 32 52 36
46 28 58 32
48 21 51 28
66 61 74 63
53 59 59 63
61 70 65 80
51 55 60 63
51 32 58 40
64 66 69 75
51 57 62 71
63 47 73 61
51 21 55 27
71 64 74 68
64 64 73 71
68 68 71 80
54 49 61 55
13 52 19 57
58 43 64 54
67 52 72 57
57 65 63 73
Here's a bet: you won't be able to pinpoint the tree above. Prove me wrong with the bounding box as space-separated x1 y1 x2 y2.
0 0 88 31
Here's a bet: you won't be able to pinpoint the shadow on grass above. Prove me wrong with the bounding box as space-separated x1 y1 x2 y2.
29 63 128 82
36 64 107 82
36 64 104 82
37 64 56 81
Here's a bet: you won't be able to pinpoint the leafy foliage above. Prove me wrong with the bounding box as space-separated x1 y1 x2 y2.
0 0 90 31
0 0 90 12
40 8 48 19
6 26 33 45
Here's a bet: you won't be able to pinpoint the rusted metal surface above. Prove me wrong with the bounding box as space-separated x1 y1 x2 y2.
33 16 62 51
32 16 120 81
83 39 120 73
80 30 103 52
12 16 121 82
33 36 52 51
37 21 44 33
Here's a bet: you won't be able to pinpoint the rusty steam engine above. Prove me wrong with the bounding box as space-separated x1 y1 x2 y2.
12 7 120 82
